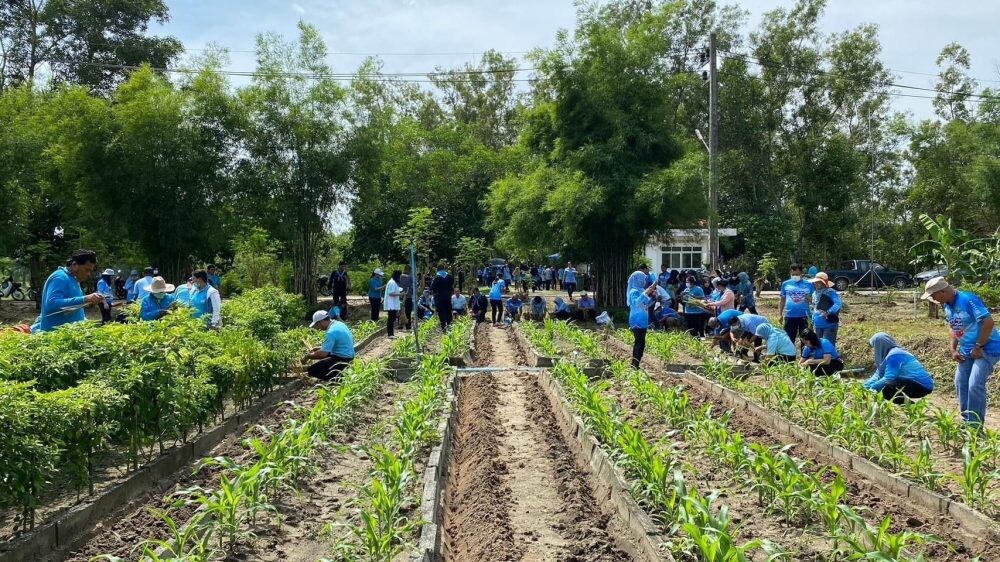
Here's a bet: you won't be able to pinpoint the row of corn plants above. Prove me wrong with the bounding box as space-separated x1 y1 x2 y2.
610 361 939 560
635 330 1000 519
329 353 452 561
520 320 559 356
0 287 335 532
97 358 389 562
547 320 606 360
548 361 788 561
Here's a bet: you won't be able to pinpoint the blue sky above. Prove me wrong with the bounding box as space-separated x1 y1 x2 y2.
154 0 1000 120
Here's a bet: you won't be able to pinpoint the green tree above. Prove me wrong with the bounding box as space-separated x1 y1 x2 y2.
0 0 182 92
394 207 441 274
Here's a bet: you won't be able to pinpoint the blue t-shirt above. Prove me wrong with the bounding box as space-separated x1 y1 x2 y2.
656 306 679 321
657 272 671 289
505 298 523 314
208 273 221 290
628 289 653 329
489 280 505 300
140 293 177 321
682 286 706 314
368 277 383 299
32 267 87 333
717 309 741 325
780 279 814 318
738 314 769 336
564 268 577 284
803 338 840 361
322 321 356 359
812 288 843 329
864 348 934 391
97 279 114 305
945 291 1000 357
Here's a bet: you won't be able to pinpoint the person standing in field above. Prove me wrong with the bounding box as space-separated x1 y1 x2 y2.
190 270 222 328
383 270 403 339
564 262 579 301
368 269 386 321
124 269 139 303
626 268 657 369
206 264 222 293
808 272 842 344
923 277 1000 426
735 272 757 314
779 264 813 341
489 274 505 326
32 250 105 333
329 262 351 320
400 265 414 330
681 274 708 337
430 263 455 330
133 267 155 302
97 268 116 325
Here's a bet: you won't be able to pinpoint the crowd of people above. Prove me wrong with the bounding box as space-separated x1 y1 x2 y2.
625 263 999 427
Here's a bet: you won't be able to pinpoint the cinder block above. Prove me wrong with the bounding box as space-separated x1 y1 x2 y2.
851 458 910 496
0 521 58 562
906 481 950 514
947 499 999 537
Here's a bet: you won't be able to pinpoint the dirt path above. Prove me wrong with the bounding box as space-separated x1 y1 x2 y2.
443 325 634 562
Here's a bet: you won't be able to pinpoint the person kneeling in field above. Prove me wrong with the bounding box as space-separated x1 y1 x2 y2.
302 308 355 381
754 323 797 364
718 309 767 361
798 329 844 376
575 292 598 322
551 297 573 321
863 332 934 404
503 293 525 325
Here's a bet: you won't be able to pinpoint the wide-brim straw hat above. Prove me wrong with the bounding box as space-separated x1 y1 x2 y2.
149 277 175 294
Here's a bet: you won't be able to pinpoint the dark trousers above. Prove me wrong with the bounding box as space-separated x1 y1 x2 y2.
881 380 932 404
307 355 352 381
369 297 381 321
404 297 413 328
576 309 597 322
490 299 503 323
387 309 398 337
810 359 844 377
631 328 647 369
473 308 487 323
436 299 453 330
332 293 348 319
739 305 758 315
784 316 808 341
737 336 763 362
566 282 577 298
772 354 797 363
99 302 112 325
685 313 707 337
553 310 573 321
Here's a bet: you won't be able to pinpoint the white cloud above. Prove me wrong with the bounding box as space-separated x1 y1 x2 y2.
291 2 306 14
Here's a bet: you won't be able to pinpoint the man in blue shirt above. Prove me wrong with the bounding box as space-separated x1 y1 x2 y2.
779 263 814 341
32 250 105 333
564 262 579 301
206 264 222 292
923 277 1000 426
303 309 355 381
133 267 155 302
124 270 139 303
96 268 116 325
139 277 177 321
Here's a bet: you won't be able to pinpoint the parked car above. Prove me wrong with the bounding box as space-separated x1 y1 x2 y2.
827 260 912 291
914 265 948 284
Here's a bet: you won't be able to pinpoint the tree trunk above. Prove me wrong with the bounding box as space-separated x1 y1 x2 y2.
595 242 634 309
294 225 317 311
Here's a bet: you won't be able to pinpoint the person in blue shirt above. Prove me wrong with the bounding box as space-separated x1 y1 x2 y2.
627 267 657 369
654 303 681 330
489 274 505 325
755 323 797 363
96 268 116 325
526 295 548 321
657 265 671 292
779 264 814 341
564 262 579 301
923 277 1000 425
189 270 222 328
206 264 222 293
302 308 355 381
133 267 155 303
139 277 178 321
368 269 386 322
32 250 105 333
798 329 844 376
808 272 843 344
735 272 756 314
174 276 194 306
575 292 598 322
681 274 708 337
124 270 139 303
504 293 524 324
864 333 934 404
552 296 573 321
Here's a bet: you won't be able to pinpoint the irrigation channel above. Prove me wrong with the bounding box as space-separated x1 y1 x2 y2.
11 317 999 561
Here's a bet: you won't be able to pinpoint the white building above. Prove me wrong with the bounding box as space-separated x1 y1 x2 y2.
643 228 738 271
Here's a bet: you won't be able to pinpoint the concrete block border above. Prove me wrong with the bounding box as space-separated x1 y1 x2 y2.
674 367 1000 552
536 370 675 562
510 323 557 367
410 372 460 562
0 331 385 562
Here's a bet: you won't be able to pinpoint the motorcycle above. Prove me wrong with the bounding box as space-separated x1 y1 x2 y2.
316 274 331 297
1 276 26 301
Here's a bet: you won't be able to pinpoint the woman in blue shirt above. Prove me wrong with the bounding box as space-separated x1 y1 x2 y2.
808 272 843 344
681 275 708 337
489 274 506 326
864 332 934 404
735 272 756 314
798 329 843 376
97 268 116 325
627 268 657 369
368 269 385 322
755 323 797 363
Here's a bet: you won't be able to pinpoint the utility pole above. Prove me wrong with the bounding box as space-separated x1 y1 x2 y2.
708 32 720 270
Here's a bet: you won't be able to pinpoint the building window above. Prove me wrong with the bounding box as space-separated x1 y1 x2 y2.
661 246 702 269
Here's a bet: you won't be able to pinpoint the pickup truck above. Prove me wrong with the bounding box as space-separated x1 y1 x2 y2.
827 260 912 291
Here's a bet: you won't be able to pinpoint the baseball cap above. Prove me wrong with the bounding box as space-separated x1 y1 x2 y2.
310 310 329 327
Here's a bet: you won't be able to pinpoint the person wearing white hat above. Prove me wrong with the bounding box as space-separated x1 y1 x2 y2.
922 276 1000 426
367 269 386 322
808 272 843 344
97 268 116 325
139 277 177 321
302 308 355 381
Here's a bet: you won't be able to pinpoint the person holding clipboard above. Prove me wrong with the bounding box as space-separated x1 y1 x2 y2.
808 272 842 344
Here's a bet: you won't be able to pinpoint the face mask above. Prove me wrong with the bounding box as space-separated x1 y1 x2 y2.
687 283 694 288
152 292 165 300
791 275 802 282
